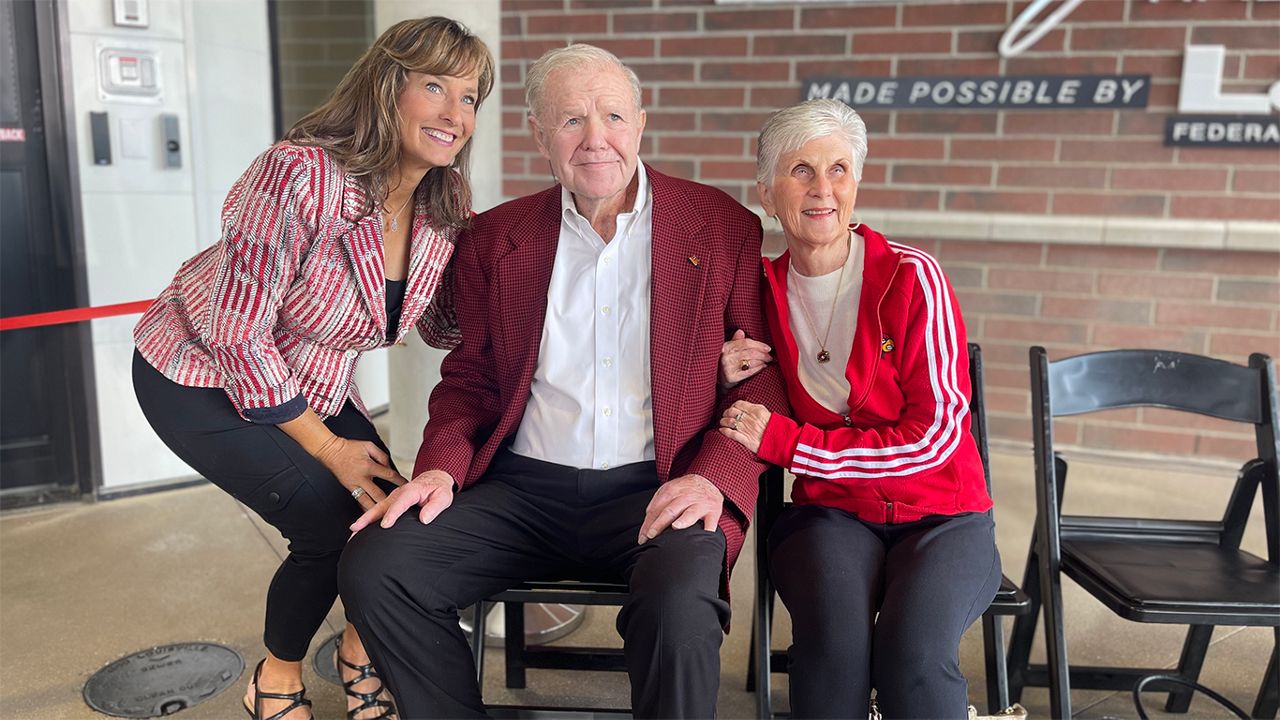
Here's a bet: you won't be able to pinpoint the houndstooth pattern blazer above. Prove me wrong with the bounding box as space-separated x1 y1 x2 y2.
414 166 789 578
135 143 459 422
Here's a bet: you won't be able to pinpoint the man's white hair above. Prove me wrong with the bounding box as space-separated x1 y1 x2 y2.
525 43 643 121
756 100 868 185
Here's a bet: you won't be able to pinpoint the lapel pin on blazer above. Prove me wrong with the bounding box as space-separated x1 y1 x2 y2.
687 255 701 267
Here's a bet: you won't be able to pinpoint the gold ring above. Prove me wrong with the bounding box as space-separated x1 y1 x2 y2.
731 420 740 431
739 359 751 372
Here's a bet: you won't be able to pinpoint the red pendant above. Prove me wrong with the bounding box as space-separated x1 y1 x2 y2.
817 349 831 364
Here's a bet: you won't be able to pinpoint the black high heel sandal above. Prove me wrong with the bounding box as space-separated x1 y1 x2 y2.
336 638 397 720
243 658 312 720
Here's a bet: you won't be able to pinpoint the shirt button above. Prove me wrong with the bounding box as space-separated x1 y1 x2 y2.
345 349 358 360
601 306 611 315
601 462 610 470
603 406 612 417
602 357 613 368
602 255 611 265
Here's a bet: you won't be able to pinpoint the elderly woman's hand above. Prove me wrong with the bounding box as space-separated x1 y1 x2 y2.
719 400 771 454
720 329 773 388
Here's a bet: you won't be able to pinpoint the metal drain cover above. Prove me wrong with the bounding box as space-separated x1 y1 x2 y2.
83 642 244 718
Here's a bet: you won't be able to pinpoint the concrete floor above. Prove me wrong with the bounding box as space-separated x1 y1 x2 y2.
1 446 1274 719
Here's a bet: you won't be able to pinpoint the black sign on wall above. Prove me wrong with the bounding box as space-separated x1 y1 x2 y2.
1164 115 1280 148
804 75 1151 110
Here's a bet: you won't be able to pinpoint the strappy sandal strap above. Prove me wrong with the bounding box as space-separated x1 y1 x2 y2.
246 659 313 720
337 641 397 720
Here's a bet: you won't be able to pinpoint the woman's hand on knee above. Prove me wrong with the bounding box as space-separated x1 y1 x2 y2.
350 469 455 533
315 436 407 512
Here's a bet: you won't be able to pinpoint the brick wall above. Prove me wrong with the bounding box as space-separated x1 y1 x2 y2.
497 0 1280 464
274 0 373 131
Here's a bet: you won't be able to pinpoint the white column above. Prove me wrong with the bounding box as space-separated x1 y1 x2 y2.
373 0 504 467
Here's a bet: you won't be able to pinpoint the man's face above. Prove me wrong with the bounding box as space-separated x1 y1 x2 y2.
529 64 646 205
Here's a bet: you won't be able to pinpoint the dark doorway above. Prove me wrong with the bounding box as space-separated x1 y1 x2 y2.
0 0 95 507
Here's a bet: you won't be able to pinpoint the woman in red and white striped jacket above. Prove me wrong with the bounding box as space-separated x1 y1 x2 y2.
132 17 493 720
719 100 1000 719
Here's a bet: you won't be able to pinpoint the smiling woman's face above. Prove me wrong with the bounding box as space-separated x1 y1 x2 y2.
758 134 859 253
396 71 479 173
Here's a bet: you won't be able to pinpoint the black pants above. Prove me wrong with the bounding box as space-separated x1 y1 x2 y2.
132 350 391 662
769 505 1001 720
339 450 731 719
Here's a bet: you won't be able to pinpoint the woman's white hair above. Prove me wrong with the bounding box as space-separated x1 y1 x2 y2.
525 44 643 121
756 99 868 185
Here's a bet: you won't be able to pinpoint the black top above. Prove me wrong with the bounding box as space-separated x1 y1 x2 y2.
385 278 407 342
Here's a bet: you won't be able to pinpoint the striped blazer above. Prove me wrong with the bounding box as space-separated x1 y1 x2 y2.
757 225 992 524
135 143 460 422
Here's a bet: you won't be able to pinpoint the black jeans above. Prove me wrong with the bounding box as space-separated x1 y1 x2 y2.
769 504 1001 720
132 350 392 661
339 449 731 719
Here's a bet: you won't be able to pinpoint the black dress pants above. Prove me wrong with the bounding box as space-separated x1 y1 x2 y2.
769 505 1001 720
339 450 731 719
132 350 392 661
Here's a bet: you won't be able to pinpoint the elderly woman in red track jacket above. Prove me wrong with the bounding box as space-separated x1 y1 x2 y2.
719 99 1001 719
131 18 492 720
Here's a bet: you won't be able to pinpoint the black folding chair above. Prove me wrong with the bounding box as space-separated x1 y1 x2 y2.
748 342 1031 718
1006 347 1280 719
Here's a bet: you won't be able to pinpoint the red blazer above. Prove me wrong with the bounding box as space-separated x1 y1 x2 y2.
757 225 992 524
414 166 789 577
135 144 459 422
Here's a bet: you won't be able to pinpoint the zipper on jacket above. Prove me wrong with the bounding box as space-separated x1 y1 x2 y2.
849 259 901 414
885 501 895 522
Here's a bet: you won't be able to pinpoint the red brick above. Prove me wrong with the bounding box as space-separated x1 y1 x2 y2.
1177 146 1280 167
501 86 525 107
648 159 695 179
939 240 1043 266
504 178 554 197
1112 168 1229 193
860 162 888 185
1081 425 1196 455
896 112 998 135
569 0 646 6
503 132 539 153
904 2 1007 26
629 61 695 82
661 35 747 57
800 5 897 28
1157 302 1274 331
796 59 893 78
701 110 774 133
645 110 696 131
1049 245 1159 270
1218 279 1280 306
854 31 952 55
942 264 984 288
1171 195 1280 222
1098 273 1213 300
1120 55 1185 80
1072 26 1188 52
659 86 744 107
982 365 1029 392
864 138 945 160
502 15 522 36
1243 55 1280 81
1256 0 1280 19
1197 435 1262 461
1050 0 1124 22
748 85 803 108
897 58 1002 75
1043 296 1152 324
526 12 606 34
502 39 565 61
502 156 525 175
500 61 523 84
893 163 992 186
1061 139 1174 164
503 0 564 11
573 37 655 58
1144 81 1181 109
1003 111 1115 136
856 188 942 211
1163 249 1280 277
955 30 1002 54
983 388 1030 414
947 190 1049 214
1209 332 1280 357
1092 324 1206 354
614 12 698 33
955 291 1038 317
1086 408 1140 424
1233 169 1280 194
1117 112 1170 136
1007 56 1117 75
700 160 757 180
755 34 845 56
659 0 713 5
702 61 790 83
985 413 1032 444
1053 193 1166 218
704 8 794 31
1132 0 1249 21
952 138 1057 162
989 268 1094 293
659 134 743 156
1143 408 1246 434
1191 24 1280 50
997 166 1106 189
987 318 1087 344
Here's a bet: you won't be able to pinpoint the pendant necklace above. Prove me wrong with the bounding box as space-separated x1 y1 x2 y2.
381 193 412 232
792 250 847 364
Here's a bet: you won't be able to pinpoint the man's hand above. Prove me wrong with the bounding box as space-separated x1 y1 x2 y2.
350 469 455 533
637 473 724 544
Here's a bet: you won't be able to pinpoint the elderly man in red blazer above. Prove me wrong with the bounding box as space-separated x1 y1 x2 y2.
340 43 787 719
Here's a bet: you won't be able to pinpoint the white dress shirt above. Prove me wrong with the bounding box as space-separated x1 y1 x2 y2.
511 164 655 470
788 236 864 414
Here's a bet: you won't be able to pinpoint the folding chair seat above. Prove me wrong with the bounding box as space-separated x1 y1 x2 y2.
749 343 1031 718
1006 347 1280 719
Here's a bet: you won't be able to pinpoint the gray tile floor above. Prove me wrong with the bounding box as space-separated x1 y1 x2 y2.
1 447 1273 719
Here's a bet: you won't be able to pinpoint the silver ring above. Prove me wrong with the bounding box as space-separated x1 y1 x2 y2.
350 487 366 500
734 411 745 424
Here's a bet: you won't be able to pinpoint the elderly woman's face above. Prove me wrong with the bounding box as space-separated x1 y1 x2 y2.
758 134 858 251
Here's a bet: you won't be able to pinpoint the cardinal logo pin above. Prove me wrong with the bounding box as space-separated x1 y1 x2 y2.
881 337 895 353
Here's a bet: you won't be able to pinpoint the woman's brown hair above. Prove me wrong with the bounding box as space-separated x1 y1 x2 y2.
285 16 494 228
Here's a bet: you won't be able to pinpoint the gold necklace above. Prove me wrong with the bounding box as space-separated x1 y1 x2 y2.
381 193 412 232
791 251 847 364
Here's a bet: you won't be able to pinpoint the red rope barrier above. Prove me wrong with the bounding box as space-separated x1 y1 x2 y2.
0 299 153 332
